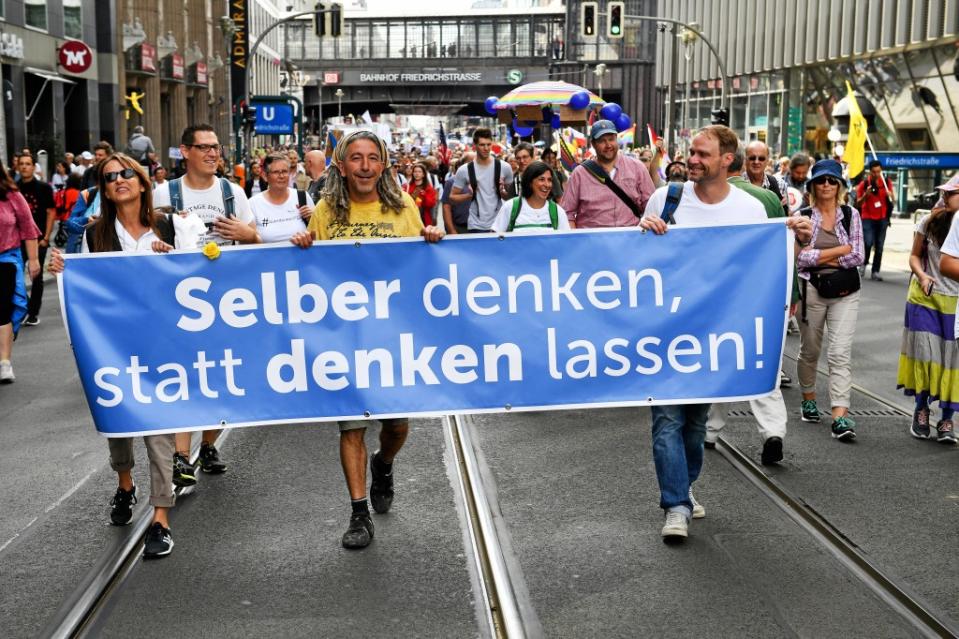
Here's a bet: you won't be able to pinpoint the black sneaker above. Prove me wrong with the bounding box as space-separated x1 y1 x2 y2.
831 416 857 441
198 442 227 474
801 399 821 423
341 512 374 549
761 436 784 465
172 453 197 487
22 316 39 327
143 522 174 558
109 485 137 525
369 452 394 514
910 407 931 439
779 370 792 388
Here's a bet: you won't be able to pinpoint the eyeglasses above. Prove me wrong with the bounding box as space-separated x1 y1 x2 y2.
187 143 221 154
268 169 290 176
104 168 137 182
816 177 843 186
747 155 767 162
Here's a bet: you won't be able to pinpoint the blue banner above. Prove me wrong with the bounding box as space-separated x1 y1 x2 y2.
59 224 792 437
874 152 959 170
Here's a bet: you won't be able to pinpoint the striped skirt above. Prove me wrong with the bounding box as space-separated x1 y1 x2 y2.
897 278 959 410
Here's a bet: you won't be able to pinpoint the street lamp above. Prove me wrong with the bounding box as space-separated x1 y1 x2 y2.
335 88 344 118
593 63 608 99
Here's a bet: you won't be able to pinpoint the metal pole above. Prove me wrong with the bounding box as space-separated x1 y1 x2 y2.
624 13 729 110
665 26 678 152
0 73 6 166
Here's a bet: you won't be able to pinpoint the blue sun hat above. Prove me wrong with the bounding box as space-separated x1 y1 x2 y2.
807 159 845 186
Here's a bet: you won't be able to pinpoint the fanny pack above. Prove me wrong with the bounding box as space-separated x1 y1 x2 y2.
807 268 860 298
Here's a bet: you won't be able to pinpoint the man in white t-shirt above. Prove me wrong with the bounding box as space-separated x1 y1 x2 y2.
449 127 513 232
640 125 810 543
248 153 314 243
152 124 261 486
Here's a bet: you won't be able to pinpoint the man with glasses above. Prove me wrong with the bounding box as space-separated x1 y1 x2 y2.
153 124 260 486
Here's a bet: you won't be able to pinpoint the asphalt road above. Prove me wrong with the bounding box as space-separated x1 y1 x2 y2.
2 252 956 638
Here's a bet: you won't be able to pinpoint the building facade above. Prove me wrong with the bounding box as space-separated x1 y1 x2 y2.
655 0 959 164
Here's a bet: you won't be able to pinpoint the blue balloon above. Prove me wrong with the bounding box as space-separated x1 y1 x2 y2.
512 118 534 137
484 96 499 116
568 91 590 110
550 113 562 129
600 102 623 121
615 113 633 133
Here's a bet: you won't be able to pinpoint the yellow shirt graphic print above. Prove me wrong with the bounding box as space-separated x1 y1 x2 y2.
308 192 424 241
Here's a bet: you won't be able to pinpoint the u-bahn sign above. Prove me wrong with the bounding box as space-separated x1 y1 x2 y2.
254 102 295 135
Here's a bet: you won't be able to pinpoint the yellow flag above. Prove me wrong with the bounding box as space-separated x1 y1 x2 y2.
842 81 867 179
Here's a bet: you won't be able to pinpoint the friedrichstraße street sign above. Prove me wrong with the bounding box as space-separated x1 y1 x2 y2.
253 102 295 135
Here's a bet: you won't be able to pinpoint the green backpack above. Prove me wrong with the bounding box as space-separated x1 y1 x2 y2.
507 198 559 231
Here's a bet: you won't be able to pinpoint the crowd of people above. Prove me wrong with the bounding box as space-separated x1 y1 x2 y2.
0 115 955 554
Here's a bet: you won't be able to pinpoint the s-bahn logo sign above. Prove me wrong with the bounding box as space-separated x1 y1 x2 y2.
58 40 93 74
506 69 524 85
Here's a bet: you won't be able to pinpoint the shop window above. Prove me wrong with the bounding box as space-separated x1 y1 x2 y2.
63 0 81 39
25 0 46 30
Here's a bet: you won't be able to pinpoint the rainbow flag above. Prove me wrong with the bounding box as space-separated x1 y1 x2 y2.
617 124 636 146
556 132 579 172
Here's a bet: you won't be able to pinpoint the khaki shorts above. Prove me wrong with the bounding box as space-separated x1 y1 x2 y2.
338 417 408 432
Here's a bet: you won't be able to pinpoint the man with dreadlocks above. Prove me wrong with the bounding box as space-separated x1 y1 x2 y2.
291 130 444 549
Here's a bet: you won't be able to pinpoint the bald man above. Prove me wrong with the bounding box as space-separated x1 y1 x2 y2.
305 149 326 202
743 141 786 213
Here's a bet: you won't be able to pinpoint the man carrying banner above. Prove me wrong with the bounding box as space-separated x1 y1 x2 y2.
560 119 655 229
153 124 261 487
290 130 444 549
640 125 811 542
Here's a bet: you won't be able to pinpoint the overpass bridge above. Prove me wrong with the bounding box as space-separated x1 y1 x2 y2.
280 3 659 133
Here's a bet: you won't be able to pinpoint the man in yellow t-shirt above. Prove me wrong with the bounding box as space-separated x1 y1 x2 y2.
291 130 443 549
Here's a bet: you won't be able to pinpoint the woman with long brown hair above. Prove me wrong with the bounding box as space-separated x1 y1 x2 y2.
49 153 178 557
402 162 437 226
0 161 41 383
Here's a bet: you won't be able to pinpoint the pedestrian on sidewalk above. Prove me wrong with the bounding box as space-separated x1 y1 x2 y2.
289 130 444 549
855 160 895 281
16 153 56 326
48 154 178 558
795 159 864 442
0 162 41 383
909 174 959 443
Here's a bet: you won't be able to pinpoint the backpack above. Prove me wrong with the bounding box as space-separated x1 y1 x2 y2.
507 198 559 231
466 159 503 205
168 177 235 218
64 187 99 254
660 182 684 224
296 189 307 208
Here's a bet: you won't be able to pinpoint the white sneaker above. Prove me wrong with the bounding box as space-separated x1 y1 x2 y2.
661 511 688 540
0 360 13 384
689 489 705 519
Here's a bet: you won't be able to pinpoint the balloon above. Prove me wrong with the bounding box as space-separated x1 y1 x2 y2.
614 113 633 132
600 102 623 121
512 118 534 137
550 113 562 129
568 90 590 110
484 96 499 116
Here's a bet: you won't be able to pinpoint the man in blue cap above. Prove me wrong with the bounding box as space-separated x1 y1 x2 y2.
560 119 655 228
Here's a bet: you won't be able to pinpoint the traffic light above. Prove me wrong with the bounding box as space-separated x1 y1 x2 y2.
710 108 729 126
313 2 326 37
330 2 344 38
607 1 625 38
244 104 257 128
580 2 597 38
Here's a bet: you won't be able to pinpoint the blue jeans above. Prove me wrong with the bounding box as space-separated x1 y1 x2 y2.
861 217 888 273
650 404 710 515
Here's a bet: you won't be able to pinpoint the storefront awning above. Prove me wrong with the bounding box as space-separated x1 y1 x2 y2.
24 67 77 84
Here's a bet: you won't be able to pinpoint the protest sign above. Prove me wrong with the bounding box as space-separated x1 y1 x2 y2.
59 223 792 437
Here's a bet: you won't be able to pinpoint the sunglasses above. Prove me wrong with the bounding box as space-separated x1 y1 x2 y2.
104 168 137 183
747 155 767 162
815 177 843 186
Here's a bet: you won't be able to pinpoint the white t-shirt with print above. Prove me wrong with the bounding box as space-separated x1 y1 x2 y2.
492 197 571 234
249 188 313 243
153 178 254 247
642 181 767 226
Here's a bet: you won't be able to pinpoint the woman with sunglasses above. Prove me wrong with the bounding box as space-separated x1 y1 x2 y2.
0 161 41 383
794 159 864 441
49 153 178 558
